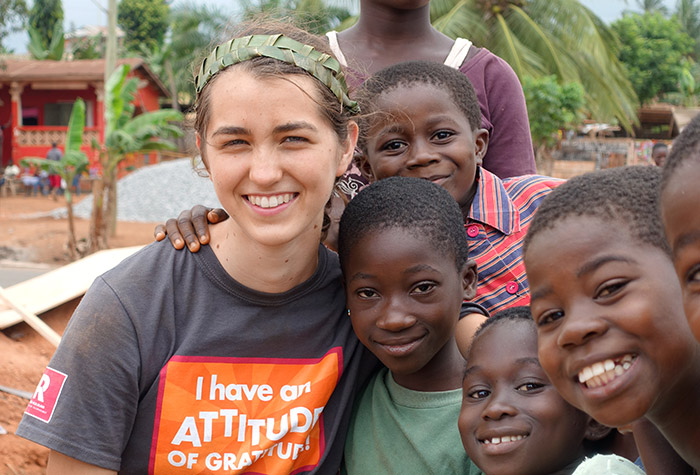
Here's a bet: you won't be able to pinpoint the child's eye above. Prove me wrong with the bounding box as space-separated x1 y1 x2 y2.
467 388 491 399
432 130 453 141
380 140 406 152
595 280 628 299
516 382 544 392
411 281 436 295
537 309 564 326
686 265 700 284
356 288 379 299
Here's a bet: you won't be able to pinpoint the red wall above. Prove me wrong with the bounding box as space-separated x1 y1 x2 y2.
132 69 162 112
0 88 12 167
2 68 165 169
21 86 98 126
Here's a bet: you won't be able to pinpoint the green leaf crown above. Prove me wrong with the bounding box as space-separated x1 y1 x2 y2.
195 34 359 114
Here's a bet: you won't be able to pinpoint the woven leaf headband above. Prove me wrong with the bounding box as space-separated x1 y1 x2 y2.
195 34 359 114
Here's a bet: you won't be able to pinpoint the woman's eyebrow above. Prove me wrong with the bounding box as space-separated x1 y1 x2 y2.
273 121 318 134
211 126 249 137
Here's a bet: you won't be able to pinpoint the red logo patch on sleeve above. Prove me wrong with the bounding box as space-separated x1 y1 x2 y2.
24 367 68 423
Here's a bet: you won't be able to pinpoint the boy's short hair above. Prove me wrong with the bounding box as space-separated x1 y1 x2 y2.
652 142 668 154
337 176 469 272
523 166 670 256
661 112 700 191
469 306 533 357
353 61 482 151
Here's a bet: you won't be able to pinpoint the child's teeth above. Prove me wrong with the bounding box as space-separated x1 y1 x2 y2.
578 355 636 388
578 366 594 383
483 435 527 445
591 362 605 376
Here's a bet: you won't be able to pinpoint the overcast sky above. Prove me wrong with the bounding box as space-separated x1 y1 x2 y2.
5 0 678 54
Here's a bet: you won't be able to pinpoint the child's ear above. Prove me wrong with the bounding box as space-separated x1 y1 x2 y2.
474 128 489 167
356 151 376 182
461 259 478 300
584 418 613 441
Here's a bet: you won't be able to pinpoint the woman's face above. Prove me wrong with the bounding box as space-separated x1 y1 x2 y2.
198 68 356 248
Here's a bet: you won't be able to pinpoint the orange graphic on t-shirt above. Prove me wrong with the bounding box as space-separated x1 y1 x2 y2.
149 350 341 474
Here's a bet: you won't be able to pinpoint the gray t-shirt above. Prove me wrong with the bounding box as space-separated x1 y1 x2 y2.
17 241 372 474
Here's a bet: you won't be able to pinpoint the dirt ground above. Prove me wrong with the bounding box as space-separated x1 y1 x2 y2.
0 194 159 474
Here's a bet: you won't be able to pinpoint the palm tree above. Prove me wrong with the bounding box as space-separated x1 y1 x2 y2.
22 99 89 259
89 64 183 250
676 0 700 57
242 0 351 34
636 0 669 14
428 0 639 131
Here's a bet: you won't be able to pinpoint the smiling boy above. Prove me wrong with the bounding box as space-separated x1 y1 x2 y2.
338 176 482 474
352 61 561 325
523 166 700 470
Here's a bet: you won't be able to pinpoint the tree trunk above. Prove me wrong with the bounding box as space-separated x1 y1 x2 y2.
165 59 180 112
65 190 77 261
105 167 118 238
535 144 556 177
89 178 108 252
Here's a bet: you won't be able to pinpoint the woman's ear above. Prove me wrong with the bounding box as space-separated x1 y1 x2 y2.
461 259 478 300
196 134 210 174
474 128 489 167
336 122 359 177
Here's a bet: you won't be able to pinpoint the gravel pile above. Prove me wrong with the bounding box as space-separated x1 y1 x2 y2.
50 158 221 222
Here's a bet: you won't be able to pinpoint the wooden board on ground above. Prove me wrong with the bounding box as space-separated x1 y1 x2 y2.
0 246 144 332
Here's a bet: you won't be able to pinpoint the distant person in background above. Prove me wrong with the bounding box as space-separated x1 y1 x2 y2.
46 142 62 199
652 142 668 167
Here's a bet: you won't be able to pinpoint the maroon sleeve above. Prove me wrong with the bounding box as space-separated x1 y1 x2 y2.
461 49 536 178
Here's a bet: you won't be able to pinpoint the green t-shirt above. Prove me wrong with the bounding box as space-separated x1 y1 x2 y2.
343 367 483 475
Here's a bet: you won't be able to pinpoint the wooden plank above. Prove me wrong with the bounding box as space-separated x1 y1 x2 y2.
0 286 62 346
0 246 144 330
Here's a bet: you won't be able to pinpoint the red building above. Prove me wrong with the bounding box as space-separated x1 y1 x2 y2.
0 57 169 168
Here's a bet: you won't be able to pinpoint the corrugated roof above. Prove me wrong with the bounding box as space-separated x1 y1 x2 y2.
0 57 169 98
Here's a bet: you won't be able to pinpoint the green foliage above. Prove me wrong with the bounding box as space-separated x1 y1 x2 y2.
613 12 694 104
429 0 638 132
663 60 700 106
29 0 63 51
118 0 169 53
241 0 351 34
522 75 584 148
101 64 183 160
70 35 103 60
635 0 669 15
28 22 64 60
0 0 28 52
675 0 700 58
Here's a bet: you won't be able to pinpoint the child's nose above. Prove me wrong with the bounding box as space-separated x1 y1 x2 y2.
482 390 518 420
376 300 417 332
557 301 608 349
406 141 440 170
